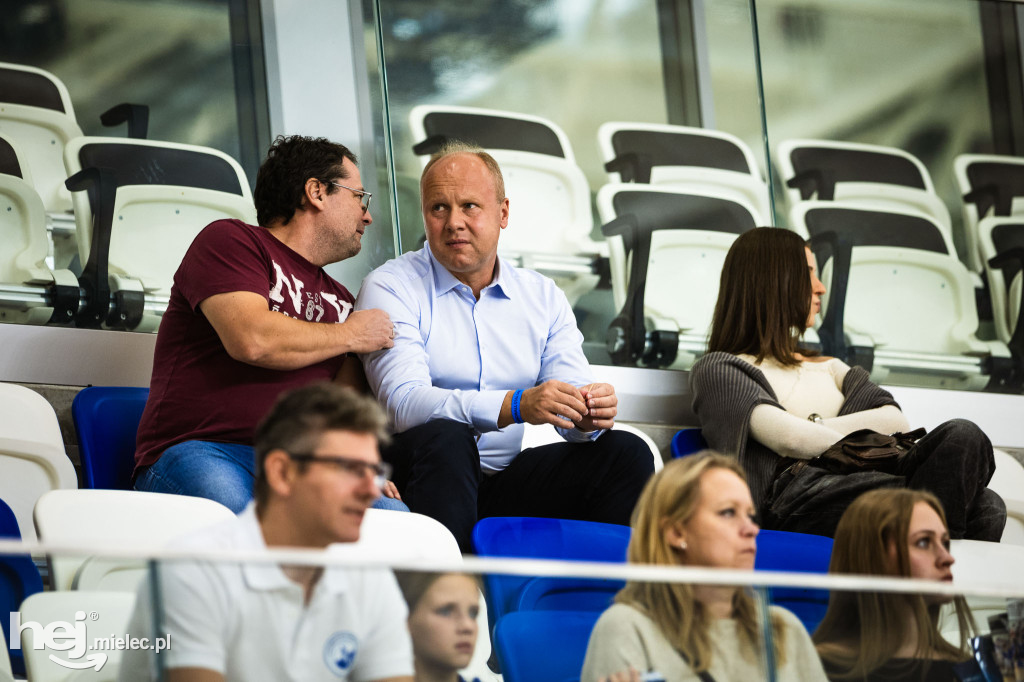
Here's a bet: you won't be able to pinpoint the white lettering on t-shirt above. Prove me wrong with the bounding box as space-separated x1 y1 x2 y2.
269 261 306 313
321 293 352 322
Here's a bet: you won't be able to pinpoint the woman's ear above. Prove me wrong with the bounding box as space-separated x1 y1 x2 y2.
662 518 687 550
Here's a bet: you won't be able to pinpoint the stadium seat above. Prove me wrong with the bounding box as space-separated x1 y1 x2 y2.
670 428 708 458
0 133 79 326
596 184 761 368
790 202 1013 389
521 422 664 472
33 489 236 592
976 216 1024 352
953 153 1024 275
0 497 43 677
493 610 600 682
777 139 952 238
755 530 833 633
409 104 575 161
942 539 1024 641
990 449 1024 546
597 122 771 219
18 590 135 682
0 382 77 543
0 62 82 220
409 105 601 304
71 386 149 490
471 517 630 634
63 136 256 331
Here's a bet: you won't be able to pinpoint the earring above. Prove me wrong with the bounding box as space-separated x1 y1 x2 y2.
678 540 687 551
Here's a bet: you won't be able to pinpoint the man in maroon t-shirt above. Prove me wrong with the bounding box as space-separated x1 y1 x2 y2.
133 135 400 512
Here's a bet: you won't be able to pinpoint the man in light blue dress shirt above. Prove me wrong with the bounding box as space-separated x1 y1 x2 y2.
356 142 654 551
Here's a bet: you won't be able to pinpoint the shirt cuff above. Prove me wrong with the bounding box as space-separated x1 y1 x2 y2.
559 425 605 443
471 390 509 432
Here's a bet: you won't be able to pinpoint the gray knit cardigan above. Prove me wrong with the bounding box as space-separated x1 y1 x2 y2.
690 351 899 512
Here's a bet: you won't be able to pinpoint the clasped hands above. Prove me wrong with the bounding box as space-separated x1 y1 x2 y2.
505 380 617 431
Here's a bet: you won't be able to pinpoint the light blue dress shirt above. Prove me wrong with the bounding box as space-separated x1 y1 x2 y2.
356 246 601 472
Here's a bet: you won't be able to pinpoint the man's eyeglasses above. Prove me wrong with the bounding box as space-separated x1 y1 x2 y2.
330 181 372 213
286 453 391 488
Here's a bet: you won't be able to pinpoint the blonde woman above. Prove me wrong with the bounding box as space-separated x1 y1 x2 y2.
581 452 828 681
814 488 978 681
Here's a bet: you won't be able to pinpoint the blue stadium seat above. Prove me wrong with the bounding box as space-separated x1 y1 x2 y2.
494 610 600 682
471 517 630 633
515 576 624 613
71 386 149 490
670 428 708 458
0 497 43 676
755 529 834 632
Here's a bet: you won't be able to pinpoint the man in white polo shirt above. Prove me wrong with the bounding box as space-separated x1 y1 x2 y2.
120 383 413 682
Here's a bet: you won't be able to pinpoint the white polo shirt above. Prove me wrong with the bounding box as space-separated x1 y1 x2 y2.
119 504 413 681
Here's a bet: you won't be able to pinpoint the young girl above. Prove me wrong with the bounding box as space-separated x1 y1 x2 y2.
396 571 481 682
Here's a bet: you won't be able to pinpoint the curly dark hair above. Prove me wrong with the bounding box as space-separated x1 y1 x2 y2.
254 135 359 226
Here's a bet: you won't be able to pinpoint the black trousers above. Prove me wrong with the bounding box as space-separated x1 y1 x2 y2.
380 419 656 552
766 419 1006 541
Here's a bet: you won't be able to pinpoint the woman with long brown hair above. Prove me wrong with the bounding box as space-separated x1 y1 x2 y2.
581 452 828 681
814 488 977 681
690 227 1003 540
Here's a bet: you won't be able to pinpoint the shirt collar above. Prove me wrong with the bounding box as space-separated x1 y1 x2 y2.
239 503 349 595
425 244 513 300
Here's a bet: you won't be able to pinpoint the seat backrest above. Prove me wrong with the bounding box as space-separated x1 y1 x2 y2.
521 422 663 472
596 184 759 316
779 138 934 195
978 217 1024 344
0 497 43 677
329 508 461 562
954 154 1024 273
64 137 256 305
791 201 955 257
33 489 236 591
597 122 770 217
824 245 983 355
472 517 630 628
493 610 600 682
755 529 833 632
0 383 77 543
410 105 573 161
71 386 149 490
0 63 82 215
18 590 135 682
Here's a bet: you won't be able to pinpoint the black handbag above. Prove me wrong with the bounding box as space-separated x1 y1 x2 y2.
806 427 926 476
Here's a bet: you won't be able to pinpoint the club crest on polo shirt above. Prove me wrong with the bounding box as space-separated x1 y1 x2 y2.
323 631 359 677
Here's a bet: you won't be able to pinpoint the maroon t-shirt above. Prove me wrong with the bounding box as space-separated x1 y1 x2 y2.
134 219 355 472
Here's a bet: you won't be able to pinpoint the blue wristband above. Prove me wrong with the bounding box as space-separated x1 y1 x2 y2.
511 389 524 424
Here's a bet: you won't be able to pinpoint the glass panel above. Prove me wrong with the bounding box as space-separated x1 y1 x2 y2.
0 0 259 334
755 0 1020 394
368 0 764 369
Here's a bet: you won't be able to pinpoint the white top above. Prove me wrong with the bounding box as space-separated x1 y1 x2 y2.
738 355 909 460
118 504 413 682
581 602 828 682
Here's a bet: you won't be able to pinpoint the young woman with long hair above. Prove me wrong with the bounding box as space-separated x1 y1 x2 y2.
814 488 976 681
581 452 828 681
690 227 1004 540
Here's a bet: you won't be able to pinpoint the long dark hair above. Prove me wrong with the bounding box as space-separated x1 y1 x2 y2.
707 227 811 366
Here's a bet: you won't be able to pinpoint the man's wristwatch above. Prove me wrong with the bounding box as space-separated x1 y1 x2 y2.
807 413 824 425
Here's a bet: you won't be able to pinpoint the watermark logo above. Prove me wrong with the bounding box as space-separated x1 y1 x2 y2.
10 610 170 671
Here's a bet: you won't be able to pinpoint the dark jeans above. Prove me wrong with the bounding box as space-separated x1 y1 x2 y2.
766 419 1006 541
380 419 655 552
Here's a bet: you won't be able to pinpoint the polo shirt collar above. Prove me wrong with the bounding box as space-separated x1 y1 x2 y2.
426 244 513 299
238 504 349 595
